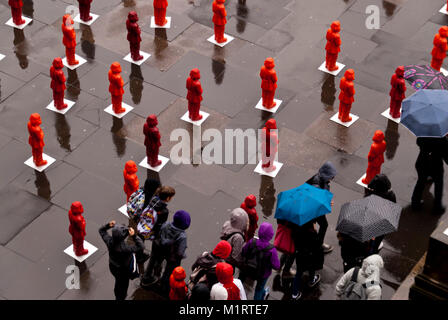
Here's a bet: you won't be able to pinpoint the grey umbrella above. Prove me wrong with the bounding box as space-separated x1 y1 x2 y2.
336 195 402 243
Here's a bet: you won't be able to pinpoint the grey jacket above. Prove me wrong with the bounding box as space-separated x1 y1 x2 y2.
220 208 249 268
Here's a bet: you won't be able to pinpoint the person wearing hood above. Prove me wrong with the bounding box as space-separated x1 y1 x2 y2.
99 220 144 300
220 208 249 270
241 222 280 300
335 254 384 300
337 231 373 273
365 173 396 203
169 266 188 300
211 262 247 300
240 194 259 241
190 283 210 301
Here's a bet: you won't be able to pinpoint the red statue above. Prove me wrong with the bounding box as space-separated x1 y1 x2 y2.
108 62 125 114
123 160 139 202
144 115 162 167
9 0 25 25
325 21 342 72
68 201 88 256
77 0 93 22
338 69 355 122
260 58 278 109
389 66 406 119
27 113 47 167
212 0 227 43
154 0 168 26
261 119 279 172
362 130 386 185
62 14 79 66
50 57 67 110
241 195 258 241
431 26 448 71
186 68 203 121
169 267 188 301
126 11 143 61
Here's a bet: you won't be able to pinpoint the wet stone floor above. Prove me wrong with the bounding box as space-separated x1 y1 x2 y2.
0 0 447 300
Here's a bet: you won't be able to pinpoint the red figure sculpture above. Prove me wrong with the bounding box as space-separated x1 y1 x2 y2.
431 26 448 71
362 130 386 185
241 195 258 241
261 119 279 172
212 0 227 43
123 160 139 202
9 0 25 25
260 58 278 109
62 14 79 66
186 68 203 121
77 0 93 22
154 0 168 26
68 201 88 256
389 66 406 119
338 69 355 122
50 57 67 110
109 62 125 114
126 11 143 61
144 115 162 167
325 21 342 72
27 113 47 167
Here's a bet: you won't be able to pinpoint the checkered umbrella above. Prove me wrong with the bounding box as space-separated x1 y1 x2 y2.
336 195 402 242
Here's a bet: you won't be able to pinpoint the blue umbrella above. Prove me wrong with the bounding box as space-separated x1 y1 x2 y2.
401 89 448 137
274 183 333 226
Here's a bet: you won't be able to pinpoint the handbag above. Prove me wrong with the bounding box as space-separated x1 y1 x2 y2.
274 223 295 254
137 199 160 240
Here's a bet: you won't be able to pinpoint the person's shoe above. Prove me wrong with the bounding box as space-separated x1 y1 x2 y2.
264 288 270 300
291 292 302 300
308 274 321 288
322 243 333 254
281 269 296 278
140 276 158 288
433 204 446 214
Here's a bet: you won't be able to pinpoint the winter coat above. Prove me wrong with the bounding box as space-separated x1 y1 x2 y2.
9 0 23 8
241 195 258 241
292 221 324 271
214 262 247 300
169 267 188 300
190 283 210 301
415 137 448 176
154 0 168 9
191 252 224 288
154 222 187 262
338 232 371 268
146 196 169 238
325 28 341 54
220 208 249 268
365 174 397 203
335 254 384 300
212 1 227 26
260 65 278 91
307 161 337 191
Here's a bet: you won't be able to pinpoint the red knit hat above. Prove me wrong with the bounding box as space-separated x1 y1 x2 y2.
212 240 232 259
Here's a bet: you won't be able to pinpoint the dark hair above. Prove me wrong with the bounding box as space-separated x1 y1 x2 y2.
143 179 161 209
156 186 176 201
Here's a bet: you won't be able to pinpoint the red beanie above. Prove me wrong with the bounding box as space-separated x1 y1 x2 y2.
212 240 232 259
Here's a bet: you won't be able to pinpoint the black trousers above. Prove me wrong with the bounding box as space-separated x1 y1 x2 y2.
412 167 444 206
109 264 129 300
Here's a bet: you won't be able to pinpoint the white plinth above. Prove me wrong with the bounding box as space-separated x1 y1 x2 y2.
150 16 172 29
318 61 345 76
0 54 5 62
104 103 134 119
356 174 370 188
5 16 32 29
138 155 170 172
444 228 448 237
207 34 235 47
254 98 283 113
46 99 76 114
440 67 448 77
439 5 448 15
24 154 56 172
123 51 151 66
180 111 210 126
381 109 401 124
118 204 129 218
62 55 87 70
64 241 98 263
73 13 100 26
330 112 359 127
254 161 283 178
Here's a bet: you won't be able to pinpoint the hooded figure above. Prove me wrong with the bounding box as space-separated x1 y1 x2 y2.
260 58 278 109
9 0 25 26
169 266 188 300
261 119 279 172
143 115 162 167
123 160 139 202
27 113 47 167
77 0 93 22
109 62 125 114
213 262 247 300
212 0 227 43
431 26 448 71
362 130 386 185
126 11 143 61
325 21 342 71
338 69 355 122
366 174 396 203
154 0 168 26
50 57 67 110
335 254 384 300
186 68 203 121
389 66 406 119
241 195 258 241
190 283 210 301
68 201 88 256
62 14 79 66
221 208 249 268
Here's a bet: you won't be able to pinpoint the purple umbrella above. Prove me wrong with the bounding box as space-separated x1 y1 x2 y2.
404 64 448 90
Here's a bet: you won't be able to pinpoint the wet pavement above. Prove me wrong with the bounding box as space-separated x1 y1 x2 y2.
0 0 447 300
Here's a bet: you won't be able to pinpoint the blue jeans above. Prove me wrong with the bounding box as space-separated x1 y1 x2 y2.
254 277 269 300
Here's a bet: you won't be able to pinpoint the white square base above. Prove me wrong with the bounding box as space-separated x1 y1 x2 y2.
440 67 448 77
150 16 172 28
180 111 210 126
118 204 129 218
0 54 5 62
24 153 56 172
207 34 235 47
381 109 401 124
138 155 170 172
64 241 98 263
356 174 370 188
46 99 76 114
62 55 87 70
73 13 100 26
123 51 151 66
439 5 448 15
254 161 283 178
5 16 32 29
104 103 134 119
443 228 448 237
318 61 345 76
254 98 283 113
330 112 359 127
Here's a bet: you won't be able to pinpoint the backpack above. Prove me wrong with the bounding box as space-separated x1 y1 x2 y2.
137 199 160 240
128 253 140 280
221 231 244 241
341 267 381 300
242 239 273 279
127 188 145 220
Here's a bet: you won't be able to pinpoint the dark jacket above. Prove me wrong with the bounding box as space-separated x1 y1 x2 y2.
337 232 372 268
154 222 187 262
365 174 397 203
148 196 169 239
191 252 224 288
415 137 448 176
292 221 324 271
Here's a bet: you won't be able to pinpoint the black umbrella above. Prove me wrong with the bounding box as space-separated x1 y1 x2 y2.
336 195 402 242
